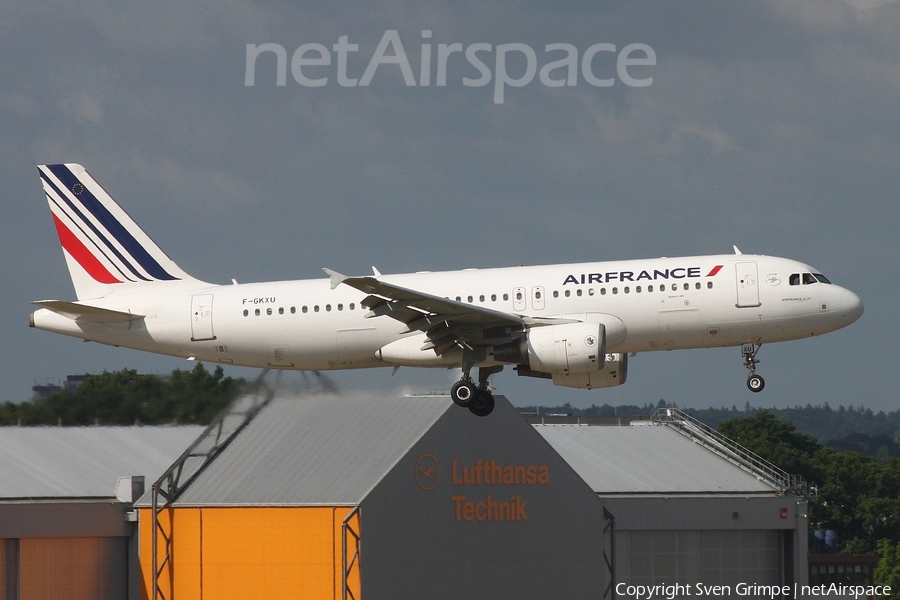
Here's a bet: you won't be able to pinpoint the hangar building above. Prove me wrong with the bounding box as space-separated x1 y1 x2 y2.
0 426 201 600
137 393 611 600
1 393 810 600
535 410 809 590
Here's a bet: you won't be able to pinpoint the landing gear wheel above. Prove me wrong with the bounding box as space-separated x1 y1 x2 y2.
468 390 495 417
747 374 765 393
741 343 765 393
450 380 477 407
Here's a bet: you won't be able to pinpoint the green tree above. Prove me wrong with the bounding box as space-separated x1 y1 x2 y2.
0 364 245 426
718 410 821 480
874 539 900 597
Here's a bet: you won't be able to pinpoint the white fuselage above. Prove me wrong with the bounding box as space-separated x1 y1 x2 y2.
31 253 863 372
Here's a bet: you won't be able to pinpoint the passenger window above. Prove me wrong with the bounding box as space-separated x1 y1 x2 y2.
314 305 320 312
291 306 296 314
648 285 653 292
789 274 800 286
337 304 343 311
636 286 642 293
479 295 485 302
612 287 618 295
278 307 284 314
302 306 308 313
255 308 260 316
455 296 461 302
624 286 630 294
588 288 595 296
326 304 332 311
695 282 701 289
491 294 497 301
515 292 523 301
553 291 559 298
266 308 272 315
707 282 713 289
576 289 582 297
350 303 355 310
565 290 571 297
467 295 473 303
660 284 666 292
243 309 248 317
600 288 607 295
683 283 689 291
503 293 509 301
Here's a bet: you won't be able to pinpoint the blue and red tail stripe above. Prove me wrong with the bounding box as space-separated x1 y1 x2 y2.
39 164 181 284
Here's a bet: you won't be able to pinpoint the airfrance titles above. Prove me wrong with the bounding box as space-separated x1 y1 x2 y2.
563 265 723 286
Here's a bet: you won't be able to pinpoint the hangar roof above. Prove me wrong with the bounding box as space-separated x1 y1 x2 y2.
534 423 778 495
160 392 451 507
0 426 203 499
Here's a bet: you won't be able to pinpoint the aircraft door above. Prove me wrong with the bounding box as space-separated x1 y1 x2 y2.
190 294 216 341
531 286 545 310
513 287 526 311
735 262 761 308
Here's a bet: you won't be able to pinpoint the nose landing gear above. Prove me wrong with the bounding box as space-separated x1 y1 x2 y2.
742 343 765 392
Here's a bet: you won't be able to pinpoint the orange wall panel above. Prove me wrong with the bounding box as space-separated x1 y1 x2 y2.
138 507 202 600
140 506 356 600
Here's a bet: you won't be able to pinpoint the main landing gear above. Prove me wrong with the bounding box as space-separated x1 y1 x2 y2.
742 343 765 393
451 365 502 417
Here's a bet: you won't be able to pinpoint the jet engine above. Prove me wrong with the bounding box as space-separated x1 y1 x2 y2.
494 322 605 373
515 353 629 389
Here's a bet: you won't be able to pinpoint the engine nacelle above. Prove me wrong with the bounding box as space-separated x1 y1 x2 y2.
550 353 628 389
515 353 628 389
376 333 462 367
526 322 605 374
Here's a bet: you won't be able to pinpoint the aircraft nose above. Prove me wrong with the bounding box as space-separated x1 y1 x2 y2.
840 289 864 324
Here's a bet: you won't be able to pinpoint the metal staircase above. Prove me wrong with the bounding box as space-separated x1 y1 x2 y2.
651 407 809 496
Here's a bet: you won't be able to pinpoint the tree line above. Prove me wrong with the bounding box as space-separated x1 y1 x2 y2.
0 364 244 426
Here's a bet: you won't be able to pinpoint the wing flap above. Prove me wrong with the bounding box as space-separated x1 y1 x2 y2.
32 300 144 323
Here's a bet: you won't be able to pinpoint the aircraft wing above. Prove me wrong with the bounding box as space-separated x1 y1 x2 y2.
323 269 573 354
32 300 144 323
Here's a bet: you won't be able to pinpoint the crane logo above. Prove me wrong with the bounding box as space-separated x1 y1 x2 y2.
415 454 439 491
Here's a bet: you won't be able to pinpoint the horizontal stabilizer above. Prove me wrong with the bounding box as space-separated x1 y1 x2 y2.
32 300 144 323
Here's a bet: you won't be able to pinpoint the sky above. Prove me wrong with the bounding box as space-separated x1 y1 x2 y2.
2 0 898 412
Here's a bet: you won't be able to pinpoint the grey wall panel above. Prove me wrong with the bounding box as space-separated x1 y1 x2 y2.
616 530 782 596
599 496 804 531
0 503 130 538
360 397 608 600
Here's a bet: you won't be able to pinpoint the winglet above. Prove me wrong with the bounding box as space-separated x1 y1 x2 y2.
372 266 382 277
322 268 348 290
733 245 743 255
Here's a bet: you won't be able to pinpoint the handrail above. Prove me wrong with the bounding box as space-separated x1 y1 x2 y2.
651 407 809 496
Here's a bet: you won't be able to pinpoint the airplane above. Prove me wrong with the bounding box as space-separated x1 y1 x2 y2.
30 164 864 416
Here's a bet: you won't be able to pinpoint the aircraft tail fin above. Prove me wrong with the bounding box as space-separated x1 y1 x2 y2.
37 164 201 300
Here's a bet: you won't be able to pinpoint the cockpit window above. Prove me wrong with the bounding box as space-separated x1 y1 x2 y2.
799 272 832 285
